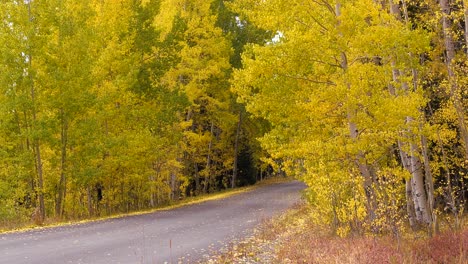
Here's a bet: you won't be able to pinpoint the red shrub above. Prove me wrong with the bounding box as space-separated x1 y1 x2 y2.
411 229 468 263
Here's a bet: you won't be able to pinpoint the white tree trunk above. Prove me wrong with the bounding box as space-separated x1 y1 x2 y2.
336 2 377 223
439 0 468 158
390 0 432 227
409 137 430 224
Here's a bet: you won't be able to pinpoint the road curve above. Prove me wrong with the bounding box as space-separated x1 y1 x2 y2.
0 181 306 264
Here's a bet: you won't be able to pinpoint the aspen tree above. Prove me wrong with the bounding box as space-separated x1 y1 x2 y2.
388 0 432 228
159 0 234 194
232 0 429 233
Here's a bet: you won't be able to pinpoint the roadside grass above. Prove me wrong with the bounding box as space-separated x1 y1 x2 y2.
207 203 468 264
0 176 292 234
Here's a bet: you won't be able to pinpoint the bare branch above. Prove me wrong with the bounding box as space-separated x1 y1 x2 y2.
280 74 336 86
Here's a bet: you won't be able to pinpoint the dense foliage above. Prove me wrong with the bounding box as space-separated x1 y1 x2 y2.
0 0 271 226
0 0 467 236
232 0 468 235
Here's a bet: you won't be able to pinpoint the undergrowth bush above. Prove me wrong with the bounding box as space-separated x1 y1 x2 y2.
209 203 468 264
276 205 468 264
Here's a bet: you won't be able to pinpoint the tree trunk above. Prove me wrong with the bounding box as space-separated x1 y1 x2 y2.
396 142 416 231
150 162 157 207
203 121 214 193
87 185 93 217
349 118 377 221
436 130 459 225
336 2 377 223
439 0 466 229
55 110 68 218
464 0 468 55
34 142 45 222
409 138 430 224
232 112 242 188
439 0 468 158
405 179 417 229
389 0 401 19
440 0 456 64
194 163 200 195
170 171 178 200
390 1 432 227
393 111 430 226
27 1 45 223
421 134 435 233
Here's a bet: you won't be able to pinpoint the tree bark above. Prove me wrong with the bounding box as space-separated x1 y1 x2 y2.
348 117 377 222
408 137 430 223
421 133 435 232
405 179 417 228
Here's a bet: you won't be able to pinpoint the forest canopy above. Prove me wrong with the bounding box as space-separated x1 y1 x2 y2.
0 0 467 235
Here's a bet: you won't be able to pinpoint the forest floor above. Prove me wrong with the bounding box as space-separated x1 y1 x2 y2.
206 203 468 264
0 176 292 234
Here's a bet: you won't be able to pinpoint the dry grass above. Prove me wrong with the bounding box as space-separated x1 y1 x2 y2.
278 228 467 264
207 203 468 264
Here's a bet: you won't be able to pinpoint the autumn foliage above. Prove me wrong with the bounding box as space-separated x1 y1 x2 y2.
0 0 270 228
232 0 468 235
0 0 467 248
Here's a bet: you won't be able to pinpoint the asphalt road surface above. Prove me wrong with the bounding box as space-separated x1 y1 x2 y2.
0 181 306 264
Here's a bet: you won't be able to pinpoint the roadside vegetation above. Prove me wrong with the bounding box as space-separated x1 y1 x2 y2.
228 0 468 258
208 203 468 263
0 176 290 233
0 0 274 230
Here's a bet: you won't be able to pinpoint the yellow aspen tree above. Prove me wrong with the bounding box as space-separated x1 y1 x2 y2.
158 0 234 195
0 0 55 223
387 0 432 229
232 0 429 234
0 0 42 224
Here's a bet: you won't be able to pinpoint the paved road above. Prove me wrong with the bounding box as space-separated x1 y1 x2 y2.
0 181 305 264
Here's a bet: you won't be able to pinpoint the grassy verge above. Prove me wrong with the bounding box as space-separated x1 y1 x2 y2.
207 203 468 264
0 176 293 234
